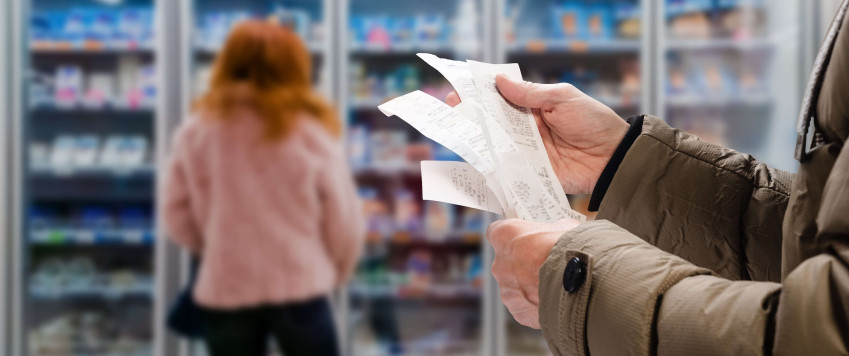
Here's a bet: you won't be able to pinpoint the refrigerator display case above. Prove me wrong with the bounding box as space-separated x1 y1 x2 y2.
496 0 645 354
190 0 330 101
500 0 645 220
17 0 158 355
343 0 492 355
661 0 802 171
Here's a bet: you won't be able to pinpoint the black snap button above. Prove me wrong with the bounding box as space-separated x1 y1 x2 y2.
562 257 586 293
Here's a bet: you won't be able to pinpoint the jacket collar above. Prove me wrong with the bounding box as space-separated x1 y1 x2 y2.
796 0 849 162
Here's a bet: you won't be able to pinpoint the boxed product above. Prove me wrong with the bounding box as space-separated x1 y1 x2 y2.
49 135 80 170
347 125 370 169
71 135 101 168
63 9 89 49
586 4 613 40
551 3 586 39
369 130 408 170
84 72 115 108
89 10 116 48
55 65 84 107
271 7 311 40
414 14 447 43
615 2 641 38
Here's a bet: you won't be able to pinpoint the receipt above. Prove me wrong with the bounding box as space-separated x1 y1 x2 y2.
421 161 504 215
417 53 482 107
378 91 494 175
467 60 584 221
379 55 586 223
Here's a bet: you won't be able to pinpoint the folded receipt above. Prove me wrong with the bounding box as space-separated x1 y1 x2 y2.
378 54 585 223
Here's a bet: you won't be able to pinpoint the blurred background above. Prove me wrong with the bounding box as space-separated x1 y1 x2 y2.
0 0 842 355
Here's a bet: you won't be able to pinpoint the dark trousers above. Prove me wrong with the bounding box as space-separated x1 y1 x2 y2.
203 297 339 356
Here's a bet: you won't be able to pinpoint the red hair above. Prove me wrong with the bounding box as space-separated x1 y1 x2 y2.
194 20 340 139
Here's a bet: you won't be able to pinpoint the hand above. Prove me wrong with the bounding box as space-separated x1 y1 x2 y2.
446 75 628 194
487 218 581 329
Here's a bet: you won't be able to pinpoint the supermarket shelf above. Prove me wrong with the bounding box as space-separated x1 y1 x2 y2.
32 350 153 356
595 95 641 110
666 93 772 107
30 44 155 57
194 42 323 57
507 39 640 55
29 175 153 202
30 228 154 245
367 231 483 246
349 283 481 301
665 38 774 51
354 165 421 178
350 97 392 110
30 105 155 115
29 165 155 179
29 107 154 136
350 42 455 56
29 284 153 300
385 237 482 249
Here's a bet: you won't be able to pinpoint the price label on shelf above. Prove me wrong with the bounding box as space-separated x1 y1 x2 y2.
75 230 96 244
123 230 145 244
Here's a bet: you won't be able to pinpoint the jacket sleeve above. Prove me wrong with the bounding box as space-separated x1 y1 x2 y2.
318 142 366 286
161 126 203 254
539 220 849 355
596 116 794 282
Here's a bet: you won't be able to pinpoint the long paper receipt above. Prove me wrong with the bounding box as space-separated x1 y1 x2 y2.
378 54 585 223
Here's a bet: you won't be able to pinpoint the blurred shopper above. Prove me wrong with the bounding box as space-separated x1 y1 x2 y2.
161 20 364 356
449 1 849 354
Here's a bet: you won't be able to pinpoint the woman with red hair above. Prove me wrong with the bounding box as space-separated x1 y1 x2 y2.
161 20 364 356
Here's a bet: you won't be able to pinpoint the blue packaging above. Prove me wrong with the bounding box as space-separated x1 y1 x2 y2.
30 12 53 44
667 0 714 18
119 207 149 230
586 4 613 39
389 17 415 45
63 9 89 48
716 0 765 9
551 3 586 39
347 125 370 169
614 2 642 21
414 14 446 43
80 206 113 230
89 10 116 46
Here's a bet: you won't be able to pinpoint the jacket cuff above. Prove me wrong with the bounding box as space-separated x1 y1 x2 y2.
657 275 780 355
588 115 644 212
539 220 711 356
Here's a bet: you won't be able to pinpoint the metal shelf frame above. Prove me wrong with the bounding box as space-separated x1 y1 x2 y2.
0 0 11 353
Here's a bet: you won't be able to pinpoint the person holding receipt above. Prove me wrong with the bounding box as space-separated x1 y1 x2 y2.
446 1 849 354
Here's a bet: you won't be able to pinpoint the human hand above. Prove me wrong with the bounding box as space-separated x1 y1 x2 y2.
446 75 628 194
487 218 581 329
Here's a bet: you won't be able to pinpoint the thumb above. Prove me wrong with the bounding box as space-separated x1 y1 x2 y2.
495 74 573 109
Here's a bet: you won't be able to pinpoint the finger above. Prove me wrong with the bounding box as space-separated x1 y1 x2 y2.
495 74 576 109
552 218 582 231
487 219 524 249
505 299 541 329
445 91 461 107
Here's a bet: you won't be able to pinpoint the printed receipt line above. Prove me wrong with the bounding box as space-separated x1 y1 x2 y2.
378 54 586 223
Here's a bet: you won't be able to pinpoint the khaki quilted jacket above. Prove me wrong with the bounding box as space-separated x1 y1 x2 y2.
539 2 849 355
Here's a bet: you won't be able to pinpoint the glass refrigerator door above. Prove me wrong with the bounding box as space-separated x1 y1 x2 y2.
345 0 488 355
191 0 328 100
499 0 643 354
24 0 157 355
187 1 329 355
662 0 802 171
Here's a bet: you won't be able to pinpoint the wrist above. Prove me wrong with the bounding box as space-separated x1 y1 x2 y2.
588 115 645 211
